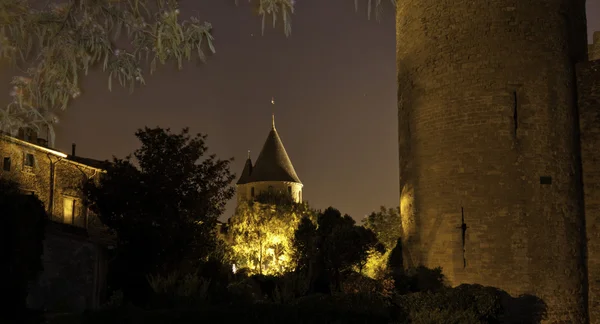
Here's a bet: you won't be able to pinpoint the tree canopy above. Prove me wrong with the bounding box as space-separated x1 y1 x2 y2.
228 190 317 275
0 0 394 146
362 206 401 251
292 207 384 293
361 206 401 278
83 126 235 303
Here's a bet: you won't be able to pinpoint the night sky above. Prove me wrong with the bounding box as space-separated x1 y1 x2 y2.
3 1 599 221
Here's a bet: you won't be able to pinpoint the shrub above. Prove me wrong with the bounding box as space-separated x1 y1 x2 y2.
147 271 212 308
396 284 504 324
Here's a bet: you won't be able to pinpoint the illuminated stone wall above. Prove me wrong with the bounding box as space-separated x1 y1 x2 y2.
237 181 303 203
396 0 589 322
578 58 600 324
0 135 110 311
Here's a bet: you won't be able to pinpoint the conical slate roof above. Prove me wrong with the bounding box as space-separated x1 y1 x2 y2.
248 120 301 184
236 154 253 185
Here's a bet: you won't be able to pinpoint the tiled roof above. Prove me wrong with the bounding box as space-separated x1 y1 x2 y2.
247 126 301 184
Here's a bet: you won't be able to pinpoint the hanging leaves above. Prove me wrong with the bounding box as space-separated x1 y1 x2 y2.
0 0 217 146
0 0 387 146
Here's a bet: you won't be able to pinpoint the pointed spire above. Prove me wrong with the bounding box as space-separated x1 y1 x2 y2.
271 96 276 130
249 121 302 184
236 151 254 185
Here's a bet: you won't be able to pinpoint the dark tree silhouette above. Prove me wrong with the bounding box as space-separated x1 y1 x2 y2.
0 178 47 321
84 127 235 305
292 207 384 294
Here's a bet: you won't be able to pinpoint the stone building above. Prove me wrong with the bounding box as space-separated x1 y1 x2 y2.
235 116 303 204
0 130 112 312
396 0 597 322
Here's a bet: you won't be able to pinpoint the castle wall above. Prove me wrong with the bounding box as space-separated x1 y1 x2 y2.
26 225 108 312
577 59 600 324
0 137 102 226
396 1 588 322
0 136 110 311
237 181 303 203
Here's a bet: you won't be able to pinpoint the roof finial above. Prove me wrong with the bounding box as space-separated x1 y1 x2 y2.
247 150 251 159
271 96 276 129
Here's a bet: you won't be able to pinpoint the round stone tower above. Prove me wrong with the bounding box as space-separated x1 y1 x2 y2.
236 116 303 204
396 0 589 322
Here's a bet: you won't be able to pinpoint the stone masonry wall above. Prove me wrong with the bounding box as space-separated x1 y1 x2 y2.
578 59 600 324
237 181 303 203
26 228 102 312
396 0 588 323
0 136 101 224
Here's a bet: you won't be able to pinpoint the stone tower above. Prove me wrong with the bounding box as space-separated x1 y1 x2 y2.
396 0 589 322
236 116 303 204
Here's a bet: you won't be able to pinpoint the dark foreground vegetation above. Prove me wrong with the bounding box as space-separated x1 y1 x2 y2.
44 268 547 324
2 128 548 324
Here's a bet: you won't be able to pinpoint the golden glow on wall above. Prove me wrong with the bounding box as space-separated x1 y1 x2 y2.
400 186 415 240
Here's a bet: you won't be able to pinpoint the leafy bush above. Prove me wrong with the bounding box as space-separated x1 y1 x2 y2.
147 271 212 308
396 284 505 324
395 266 446 294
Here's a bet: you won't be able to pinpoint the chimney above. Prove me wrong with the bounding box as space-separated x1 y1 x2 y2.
71 143 76 156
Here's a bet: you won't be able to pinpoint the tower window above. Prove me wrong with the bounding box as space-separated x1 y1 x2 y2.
24 153 34 167
63 197 76 225
3 157 10 171
513 90 518 136
288 186 292 195
251 187 255 197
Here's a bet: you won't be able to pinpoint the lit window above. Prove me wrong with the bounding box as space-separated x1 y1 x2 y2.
24 153 34 167
63 197 76 225
3 157 10 171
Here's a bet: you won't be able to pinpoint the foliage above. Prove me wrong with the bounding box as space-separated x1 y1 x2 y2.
0 178 47 320
147 271 212 308
363 206 401 251
83 126 235 304
292 207 384 293
101 290 124 310
341 271 394 299
360 206 402 279
395 266 446 294
228 192 316 275
396 284 506 324
54 294 396 324
362 249 389 279
0 0 394 145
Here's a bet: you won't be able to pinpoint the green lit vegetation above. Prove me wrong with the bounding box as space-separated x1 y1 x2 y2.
228 191 317 275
